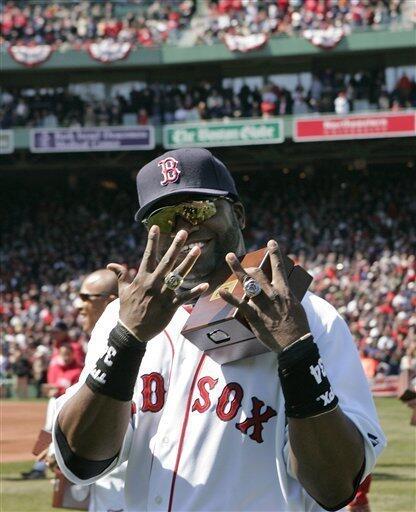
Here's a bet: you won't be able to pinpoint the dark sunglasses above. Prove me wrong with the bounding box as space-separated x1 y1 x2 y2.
142 198 226 234
79 293 110 301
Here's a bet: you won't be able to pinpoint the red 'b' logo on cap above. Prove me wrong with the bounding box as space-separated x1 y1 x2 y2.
159 157 180 186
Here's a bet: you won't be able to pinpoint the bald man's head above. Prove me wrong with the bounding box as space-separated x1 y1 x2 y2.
78 269 118 335
81 269 118 297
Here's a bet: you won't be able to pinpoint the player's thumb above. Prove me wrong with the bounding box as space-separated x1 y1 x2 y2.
107 263 128 283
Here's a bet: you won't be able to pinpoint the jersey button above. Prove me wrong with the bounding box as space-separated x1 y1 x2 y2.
162 436 169 444
155 496 163 505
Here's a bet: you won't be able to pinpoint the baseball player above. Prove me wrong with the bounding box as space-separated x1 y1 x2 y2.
76 268 128 512
47 270 127 512
52 148 385 511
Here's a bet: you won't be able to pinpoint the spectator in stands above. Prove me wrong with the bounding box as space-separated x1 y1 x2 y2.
137 108 149 125
378 88 391 110
292 85 309 115
334 90 350 114
21 343 82 480
46 344 82 399
50 321 84 367
206 89 225 118
10 347 31 398
396 73 412 101
0 346 8 378
14 98 28 126
276 87 293 115
360 349 379 380
261 83 278 117
0 346 10 398
31 345 50 398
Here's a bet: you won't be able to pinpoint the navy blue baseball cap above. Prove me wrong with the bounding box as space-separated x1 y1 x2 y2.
134 148 239 222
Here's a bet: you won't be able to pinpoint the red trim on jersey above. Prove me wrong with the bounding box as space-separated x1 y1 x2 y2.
164 329 175 384
148 329 175 476
168 353 206 512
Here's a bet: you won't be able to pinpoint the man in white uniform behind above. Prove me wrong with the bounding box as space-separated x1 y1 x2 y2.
77 269 127 512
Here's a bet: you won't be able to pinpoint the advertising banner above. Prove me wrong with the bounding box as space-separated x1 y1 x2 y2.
30 126 155 153
294 111 416 142
164 119 284 149
0 130 14 154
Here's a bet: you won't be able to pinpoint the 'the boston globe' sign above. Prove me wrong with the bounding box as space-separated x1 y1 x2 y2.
164 119 284 149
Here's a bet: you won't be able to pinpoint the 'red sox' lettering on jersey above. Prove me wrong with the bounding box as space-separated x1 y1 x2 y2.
191 376 218 413
141 372 166 412
216 382 244 422
140 372 276 443
235 397 277 443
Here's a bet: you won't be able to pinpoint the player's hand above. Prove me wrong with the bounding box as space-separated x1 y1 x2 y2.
46 453 57 471
108 226 208 342
36 447 49 462
219 239 310 353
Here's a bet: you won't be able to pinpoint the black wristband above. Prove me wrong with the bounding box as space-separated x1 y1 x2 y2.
278 335 338 418
86 323 146 401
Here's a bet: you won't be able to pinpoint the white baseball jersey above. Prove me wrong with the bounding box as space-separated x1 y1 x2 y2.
89 462 127 512
53 292 385 512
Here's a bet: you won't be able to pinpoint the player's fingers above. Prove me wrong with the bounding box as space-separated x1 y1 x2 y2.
161 246 201 295
174 282 209 306
225 252 249 282
218 287 243 308
219 289 258 323
140 225 159 273
267 240 289 294
174 245 201 278
107 263 128 284
155 230 188 276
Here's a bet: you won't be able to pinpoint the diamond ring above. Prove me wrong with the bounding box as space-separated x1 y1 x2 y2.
164 271 184 291
243 276 262 299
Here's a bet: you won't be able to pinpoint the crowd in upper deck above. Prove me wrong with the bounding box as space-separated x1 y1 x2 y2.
1 0 409 49
2 69 415 129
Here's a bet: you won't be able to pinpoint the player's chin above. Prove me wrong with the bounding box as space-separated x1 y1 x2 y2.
82 318 92 334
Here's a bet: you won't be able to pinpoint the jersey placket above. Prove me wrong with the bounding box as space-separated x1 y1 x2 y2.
146 336 206 512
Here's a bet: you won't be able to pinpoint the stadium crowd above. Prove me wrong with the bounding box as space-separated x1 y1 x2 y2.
1 0 196 48
197 0 407 44
1 69 415 129
1 166 415 396
0 0 409 49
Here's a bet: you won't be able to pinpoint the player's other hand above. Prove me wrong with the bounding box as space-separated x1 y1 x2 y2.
219 239 310 352
108 226 208 342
